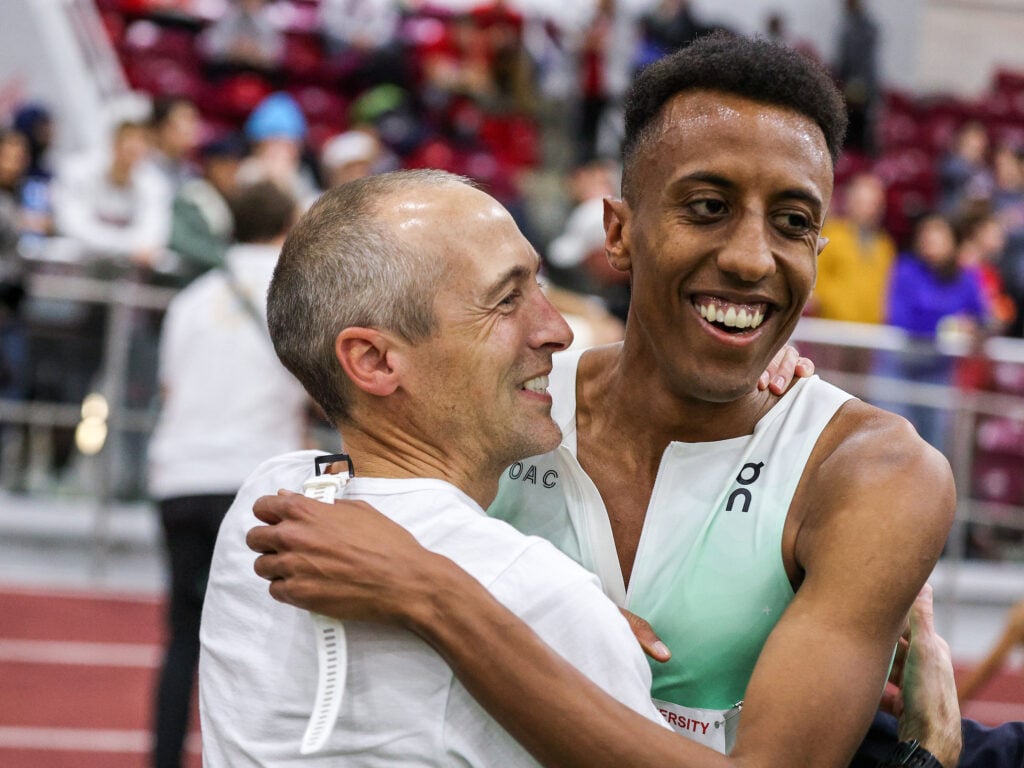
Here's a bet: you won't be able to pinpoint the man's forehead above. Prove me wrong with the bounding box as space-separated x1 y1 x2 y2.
659 90 828 148
636 90 834 197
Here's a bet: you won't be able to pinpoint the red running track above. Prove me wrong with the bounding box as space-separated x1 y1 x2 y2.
0 586 201 768
1 585 1022 767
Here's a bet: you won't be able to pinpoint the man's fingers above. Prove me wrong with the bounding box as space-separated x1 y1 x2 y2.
252 492 299 524
795 356 815 376
253 551 285 582
888 635 909 686
246 523 280 555
909 583 937 637
620 608 671 662
762 344 806 394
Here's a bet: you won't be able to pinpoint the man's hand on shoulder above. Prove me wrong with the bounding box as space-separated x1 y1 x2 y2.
247 492 451 629
758 343 815 394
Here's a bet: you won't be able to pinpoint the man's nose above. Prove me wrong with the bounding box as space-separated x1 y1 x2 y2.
532 291 574 351
716 210 776 283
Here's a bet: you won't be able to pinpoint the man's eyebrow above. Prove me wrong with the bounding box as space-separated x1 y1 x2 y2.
774 187 824 211
481 262 536 305
670 171 736 191
670 172 824 210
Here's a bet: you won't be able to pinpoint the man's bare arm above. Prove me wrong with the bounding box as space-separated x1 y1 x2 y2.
732 405 958 766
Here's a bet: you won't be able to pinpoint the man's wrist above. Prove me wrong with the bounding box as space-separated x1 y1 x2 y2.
877 739 946 768
401 553 475 638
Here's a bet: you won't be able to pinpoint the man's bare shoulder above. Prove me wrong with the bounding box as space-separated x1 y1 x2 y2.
822 399 953 497
794 398 955 568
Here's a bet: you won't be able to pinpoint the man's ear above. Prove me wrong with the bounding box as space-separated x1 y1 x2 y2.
335 328 401 397
817 235 830 255
604 197 633 273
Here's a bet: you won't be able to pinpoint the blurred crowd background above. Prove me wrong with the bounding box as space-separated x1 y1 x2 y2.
2 0 1024 561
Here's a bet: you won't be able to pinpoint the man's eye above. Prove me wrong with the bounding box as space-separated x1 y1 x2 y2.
774 211 812 235
690 199 727 217
499 290 521 307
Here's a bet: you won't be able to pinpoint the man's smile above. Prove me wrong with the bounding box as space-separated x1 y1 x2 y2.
690 293 780 338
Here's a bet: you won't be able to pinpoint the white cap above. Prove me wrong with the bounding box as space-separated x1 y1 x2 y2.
321 131 378 170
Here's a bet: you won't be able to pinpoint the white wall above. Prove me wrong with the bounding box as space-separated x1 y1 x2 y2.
916 0 1024 96
686 0 922 92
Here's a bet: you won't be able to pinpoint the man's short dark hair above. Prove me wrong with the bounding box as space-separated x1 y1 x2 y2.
230 181 296 244
149 96 195 130
622 32 847 199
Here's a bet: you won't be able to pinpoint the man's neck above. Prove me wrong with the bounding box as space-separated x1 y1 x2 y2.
577 343 780 460
338 421 500 509
108 161 132 187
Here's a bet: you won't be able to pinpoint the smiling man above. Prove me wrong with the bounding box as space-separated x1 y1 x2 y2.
199 170 671 766
248 34 961 768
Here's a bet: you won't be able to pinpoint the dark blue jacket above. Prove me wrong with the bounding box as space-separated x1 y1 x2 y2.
850 711 1024 767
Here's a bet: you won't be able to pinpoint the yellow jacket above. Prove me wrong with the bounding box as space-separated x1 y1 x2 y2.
813 218 895 324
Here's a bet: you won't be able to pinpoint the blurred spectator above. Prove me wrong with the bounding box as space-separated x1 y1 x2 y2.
10 105 55 242
319 0 407 89
546 159 629 320
639 0 701 61
877 214 990 450
955 207 1014 390
238 92 320 205
147 180 308 768
0 138 27 404
319 128 386 188
168 134 246 277
0 129 52 239
986 145 1024 335
148 96 201 192
52 120 172 268
12 103 55 180
811 172 895 324
481 2 537 114
958 599 1024 704
421 13 498 109
763 11 819 60
576 0 638 162
957 207 1016 331
939 121 993 215
200 0 283 73
834 0 881 154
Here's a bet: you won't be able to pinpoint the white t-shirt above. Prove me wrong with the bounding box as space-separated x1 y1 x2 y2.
147 244 308 499
200 450 667 767
52 150 171 257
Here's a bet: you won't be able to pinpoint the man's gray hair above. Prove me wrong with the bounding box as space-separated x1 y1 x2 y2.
268 169 470 425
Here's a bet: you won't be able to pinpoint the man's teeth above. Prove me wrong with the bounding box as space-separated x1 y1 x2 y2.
696 301 765 329
522 375 549 393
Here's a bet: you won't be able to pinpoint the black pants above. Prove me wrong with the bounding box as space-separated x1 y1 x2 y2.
152 494 235 768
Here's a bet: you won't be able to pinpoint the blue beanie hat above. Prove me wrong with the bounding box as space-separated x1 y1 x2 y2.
245 92 307 142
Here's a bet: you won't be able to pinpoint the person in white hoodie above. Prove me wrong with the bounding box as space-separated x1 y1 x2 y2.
147 180 308 768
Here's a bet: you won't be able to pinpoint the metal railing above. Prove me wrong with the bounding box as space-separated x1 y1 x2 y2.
0 262 177 571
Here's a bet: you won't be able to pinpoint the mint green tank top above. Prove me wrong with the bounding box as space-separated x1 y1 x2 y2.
488 349 853 711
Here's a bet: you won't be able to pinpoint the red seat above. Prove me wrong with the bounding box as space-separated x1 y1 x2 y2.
281 33 329 84
288 85 349 127
972 454 1024 505
124 56 203 99
198 73 273 121
878 112 923 153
